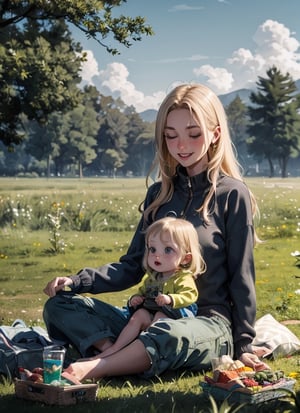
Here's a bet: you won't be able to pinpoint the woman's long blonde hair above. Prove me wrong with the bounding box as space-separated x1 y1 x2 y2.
143 83 259 232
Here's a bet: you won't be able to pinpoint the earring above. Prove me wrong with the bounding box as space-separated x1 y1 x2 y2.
211 143 217 152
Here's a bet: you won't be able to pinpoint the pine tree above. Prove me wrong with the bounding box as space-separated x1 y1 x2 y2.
247 66 300 177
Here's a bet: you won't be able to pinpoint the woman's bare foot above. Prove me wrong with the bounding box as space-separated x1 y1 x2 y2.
63 358 103 381
61 370 82 385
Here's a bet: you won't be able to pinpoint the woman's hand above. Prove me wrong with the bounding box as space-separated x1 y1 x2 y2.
239 352 270 371
43 276 73 297
251 345 272 358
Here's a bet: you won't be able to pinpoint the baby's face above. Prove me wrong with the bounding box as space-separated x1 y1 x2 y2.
147 232 181 276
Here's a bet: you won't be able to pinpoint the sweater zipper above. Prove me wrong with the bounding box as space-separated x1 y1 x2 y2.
182 177 193 218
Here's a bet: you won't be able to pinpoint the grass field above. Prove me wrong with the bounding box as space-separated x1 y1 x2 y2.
0 177 299 412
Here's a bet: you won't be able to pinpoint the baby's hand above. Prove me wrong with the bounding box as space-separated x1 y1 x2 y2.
155 293 172 306
130 295 144 307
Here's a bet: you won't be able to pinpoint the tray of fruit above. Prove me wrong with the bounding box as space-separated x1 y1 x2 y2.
200 356 295 404
14 367 98 405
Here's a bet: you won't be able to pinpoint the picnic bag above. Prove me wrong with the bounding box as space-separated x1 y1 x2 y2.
0 319 60 380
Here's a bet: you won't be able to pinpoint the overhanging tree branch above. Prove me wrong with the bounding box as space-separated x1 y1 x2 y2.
0 1 153 55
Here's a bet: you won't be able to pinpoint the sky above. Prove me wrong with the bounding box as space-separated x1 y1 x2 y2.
73 0 300 113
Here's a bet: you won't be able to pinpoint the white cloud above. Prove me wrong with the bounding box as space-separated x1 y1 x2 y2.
252 20 300 79
80 56 165 112
79 50 99 84
227 48 265 89
79 19 300 111
168 4 204 12
158 54 208 64
193 19 300 94
193 65 234 93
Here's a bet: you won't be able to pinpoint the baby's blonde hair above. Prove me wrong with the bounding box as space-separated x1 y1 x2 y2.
143 217 206 277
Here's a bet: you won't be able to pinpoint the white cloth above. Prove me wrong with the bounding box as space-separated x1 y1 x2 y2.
253 313 300 358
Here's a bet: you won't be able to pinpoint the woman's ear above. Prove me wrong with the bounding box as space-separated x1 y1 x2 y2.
212 126 221 144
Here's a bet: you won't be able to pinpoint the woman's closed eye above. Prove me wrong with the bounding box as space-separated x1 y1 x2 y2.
189 132 201 139
164 132 201 139
164 133 177 140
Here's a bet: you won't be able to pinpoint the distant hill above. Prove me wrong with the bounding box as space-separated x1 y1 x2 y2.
139 109 157 122
139 80 300 121
138 90 253 122
218 88 252 106
219 79 300 107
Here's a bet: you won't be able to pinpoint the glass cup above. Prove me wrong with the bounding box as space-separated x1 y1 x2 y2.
43 348 65 384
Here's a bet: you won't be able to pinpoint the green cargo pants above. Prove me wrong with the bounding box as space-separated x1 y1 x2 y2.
43 292 233 377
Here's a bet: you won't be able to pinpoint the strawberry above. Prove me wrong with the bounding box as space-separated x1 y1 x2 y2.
32 367 44 375
28 373 43 383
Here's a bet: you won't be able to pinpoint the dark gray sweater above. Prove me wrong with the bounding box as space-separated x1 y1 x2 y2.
70 167 256 359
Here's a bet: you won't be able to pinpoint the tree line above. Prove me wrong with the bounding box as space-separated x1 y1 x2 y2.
227 67 300 178
2 87 156 178
0 1 299 178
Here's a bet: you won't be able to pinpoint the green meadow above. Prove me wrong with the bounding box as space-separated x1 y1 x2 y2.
0 177 299 412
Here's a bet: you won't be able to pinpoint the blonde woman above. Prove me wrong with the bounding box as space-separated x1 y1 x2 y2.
44 83 269 381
